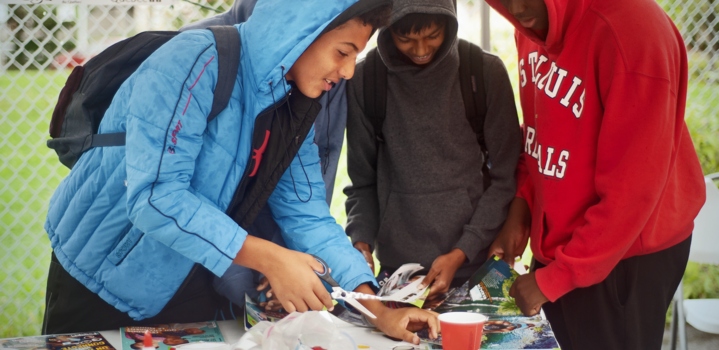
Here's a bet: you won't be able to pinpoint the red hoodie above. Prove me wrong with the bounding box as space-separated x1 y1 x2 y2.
485 0 706 301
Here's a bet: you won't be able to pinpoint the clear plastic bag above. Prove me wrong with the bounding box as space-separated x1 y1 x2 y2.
235 311 356 350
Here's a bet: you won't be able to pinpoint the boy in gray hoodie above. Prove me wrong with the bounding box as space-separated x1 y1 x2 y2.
345 0 522 299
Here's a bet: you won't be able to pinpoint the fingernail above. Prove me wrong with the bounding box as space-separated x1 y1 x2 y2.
329 306 334 312
418 284 425 289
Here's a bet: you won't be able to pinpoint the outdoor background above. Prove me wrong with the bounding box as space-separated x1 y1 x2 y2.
1 0 718 337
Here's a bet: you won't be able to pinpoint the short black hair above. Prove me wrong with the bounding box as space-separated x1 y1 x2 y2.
356 5 393 30
320 2 392 37
391 13 448 36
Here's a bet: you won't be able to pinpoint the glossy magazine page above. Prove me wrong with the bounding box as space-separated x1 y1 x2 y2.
1 333 115 350
417 256 560 349
119 322 224 350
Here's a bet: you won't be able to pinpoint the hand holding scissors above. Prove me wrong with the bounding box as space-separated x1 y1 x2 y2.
311 255 383 319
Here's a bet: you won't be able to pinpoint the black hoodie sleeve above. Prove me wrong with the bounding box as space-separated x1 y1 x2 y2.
455 53 522 262
344 61 382 251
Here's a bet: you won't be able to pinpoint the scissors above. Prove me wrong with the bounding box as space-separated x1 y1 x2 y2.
312 255 383 319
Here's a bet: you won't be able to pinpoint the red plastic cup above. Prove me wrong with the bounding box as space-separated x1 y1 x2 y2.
438 312 488 350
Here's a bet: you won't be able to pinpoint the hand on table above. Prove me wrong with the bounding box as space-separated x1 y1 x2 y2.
353 241 375 274
353 284 440 345
418 249 466 299
487 197 531 266
373 307 441 345
509 271 549 316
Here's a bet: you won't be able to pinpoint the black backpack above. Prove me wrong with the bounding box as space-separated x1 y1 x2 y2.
47 26 241 169
363 38 491 190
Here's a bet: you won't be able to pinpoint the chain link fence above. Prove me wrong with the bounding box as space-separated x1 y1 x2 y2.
1 0 717 337
0 0 232 336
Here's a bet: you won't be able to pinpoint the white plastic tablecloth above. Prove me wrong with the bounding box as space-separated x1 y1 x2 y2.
97 317 420 350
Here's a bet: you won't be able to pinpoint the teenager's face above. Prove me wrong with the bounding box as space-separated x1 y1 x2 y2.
390 22 445 65
286 18 373 98
499 0 549 31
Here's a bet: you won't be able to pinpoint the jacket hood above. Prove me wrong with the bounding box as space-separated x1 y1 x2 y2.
485 0 593 53
240 0 390 94
376 0 458 73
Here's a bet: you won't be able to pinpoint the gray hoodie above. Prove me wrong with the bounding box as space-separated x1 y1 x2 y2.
345 0 522 278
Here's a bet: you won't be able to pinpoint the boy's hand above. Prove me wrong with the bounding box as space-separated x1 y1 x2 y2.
353 241 375 273
487 222 529 266
508 271 549 316
256 277 283 311
233 236 334 314
487 197 531 265
372 307 441 344
354 284 440 345
419 249 465 298
262 250 335 313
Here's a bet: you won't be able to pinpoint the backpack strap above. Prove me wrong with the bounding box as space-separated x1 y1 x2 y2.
207 26 241 123
458 39 490 191
88 132 126 150
363 48 388 144
85 26 240 151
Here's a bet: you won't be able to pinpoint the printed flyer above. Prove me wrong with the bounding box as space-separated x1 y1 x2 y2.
417 256 560 349
244 294 291 330
120 321 224 350
0 333 115 350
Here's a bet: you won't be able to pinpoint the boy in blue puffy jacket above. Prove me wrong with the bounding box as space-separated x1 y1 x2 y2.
178 0 351 314
42 0 439 343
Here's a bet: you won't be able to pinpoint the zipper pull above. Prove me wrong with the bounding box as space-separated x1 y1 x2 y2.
295 135 300 145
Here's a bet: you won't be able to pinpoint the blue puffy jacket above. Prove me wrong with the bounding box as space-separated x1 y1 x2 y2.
45 0 376 321
179 0 351 306
179 0 348 203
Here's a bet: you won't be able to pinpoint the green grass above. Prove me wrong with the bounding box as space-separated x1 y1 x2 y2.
1 70 70 338
2 67 719 338
686 81 719 175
